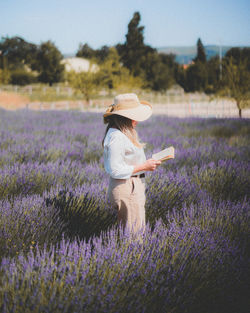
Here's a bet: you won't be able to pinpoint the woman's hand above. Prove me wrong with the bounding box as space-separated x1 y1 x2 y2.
132 159 161 175
144 158 161 171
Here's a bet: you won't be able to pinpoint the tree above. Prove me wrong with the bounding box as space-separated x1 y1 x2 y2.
98 47 122 90
194 38 206 63
117 11 178 91
34 41 64 86
142 51 175 91
76 43 95 59
0 36 37 70
185 61 207 92
206 55 220 93
221 57 250 118
98 47 143 93
184 38 208 92
225 47 250 71
117 12 151 77
95 45 110 63
0 36 38 85
67 66 101 103
152 53 176 91
77 44 111 64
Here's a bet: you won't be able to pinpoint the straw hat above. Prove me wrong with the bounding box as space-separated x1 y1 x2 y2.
103 93 152 121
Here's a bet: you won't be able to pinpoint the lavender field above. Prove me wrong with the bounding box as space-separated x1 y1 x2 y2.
0 108 249 313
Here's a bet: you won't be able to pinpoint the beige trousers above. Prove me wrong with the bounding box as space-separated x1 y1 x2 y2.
108 176 146 233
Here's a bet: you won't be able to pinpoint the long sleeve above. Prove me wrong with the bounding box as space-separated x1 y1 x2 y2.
104 132 134 179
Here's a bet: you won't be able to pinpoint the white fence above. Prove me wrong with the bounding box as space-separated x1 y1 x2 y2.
22 99 250 118
152 100 250 118
1 84 250 118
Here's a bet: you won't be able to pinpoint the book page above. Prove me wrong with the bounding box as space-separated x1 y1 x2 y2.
152 146 175 161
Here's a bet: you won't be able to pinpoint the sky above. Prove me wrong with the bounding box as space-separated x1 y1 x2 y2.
1 0 249 54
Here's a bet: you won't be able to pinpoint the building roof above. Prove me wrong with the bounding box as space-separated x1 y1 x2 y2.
61 57 99 73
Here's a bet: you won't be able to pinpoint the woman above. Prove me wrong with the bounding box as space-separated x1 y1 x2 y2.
102 93 161 233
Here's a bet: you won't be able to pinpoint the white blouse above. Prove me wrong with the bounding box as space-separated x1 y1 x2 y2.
103 128 146 179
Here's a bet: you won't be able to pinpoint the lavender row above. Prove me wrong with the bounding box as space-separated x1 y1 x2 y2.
1 111 249 169
1 158 249 261
1 214 248 313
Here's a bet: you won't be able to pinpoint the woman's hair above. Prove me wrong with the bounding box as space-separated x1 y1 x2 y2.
102 115 144 148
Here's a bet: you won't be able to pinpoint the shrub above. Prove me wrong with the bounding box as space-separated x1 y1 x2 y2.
10 69 37 85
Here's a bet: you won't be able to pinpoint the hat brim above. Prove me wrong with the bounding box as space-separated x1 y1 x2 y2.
103 102 152 121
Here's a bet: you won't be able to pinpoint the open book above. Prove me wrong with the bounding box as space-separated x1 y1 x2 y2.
152 146 175 162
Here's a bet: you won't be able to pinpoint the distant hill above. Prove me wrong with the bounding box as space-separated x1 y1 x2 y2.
63 53 75 59
158 45 240 64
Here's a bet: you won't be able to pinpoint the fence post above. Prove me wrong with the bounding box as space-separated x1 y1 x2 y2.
188 94 192 117
68 88 72 97
78 101 84 111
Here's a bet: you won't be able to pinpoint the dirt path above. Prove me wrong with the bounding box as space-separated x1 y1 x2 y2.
0 91 30 110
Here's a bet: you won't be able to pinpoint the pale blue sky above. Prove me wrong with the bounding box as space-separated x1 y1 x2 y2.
1 0 249 54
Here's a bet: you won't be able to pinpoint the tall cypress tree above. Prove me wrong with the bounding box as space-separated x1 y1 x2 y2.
185 38 208 92
117 12 146 76
194 38 206 63
116 11 177 91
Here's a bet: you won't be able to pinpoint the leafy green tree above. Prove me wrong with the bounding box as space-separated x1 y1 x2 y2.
241 48 250 71
142 51 175 91
0 36 38 85
95 45 110 63
206 55 220 93
154 53 176 91
225 47 250 71
0 36 37 70
33 41 64 86
98 47 143 92
220 57 250 118
98 47 122 90
218 47 250 117
185 61 207 92
76 43 95 59
67 67 101 103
